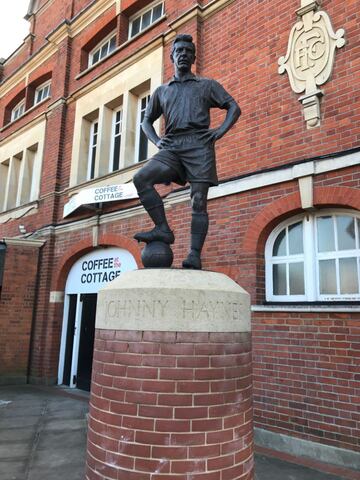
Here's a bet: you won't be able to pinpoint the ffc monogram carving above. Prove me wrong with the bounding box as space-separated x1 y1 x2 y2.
295 27 326 73
278 0 345 128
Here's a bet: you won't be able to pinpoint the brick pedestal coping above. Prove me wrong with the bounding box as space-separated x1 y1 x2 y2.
86 270 253 480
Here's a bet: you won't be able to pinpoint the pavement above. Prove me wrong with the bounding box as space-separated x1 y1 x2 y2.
0 385 356 480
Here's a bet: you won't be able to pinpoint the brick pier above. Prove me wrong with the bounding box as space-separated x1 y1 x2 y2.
86 269 253 479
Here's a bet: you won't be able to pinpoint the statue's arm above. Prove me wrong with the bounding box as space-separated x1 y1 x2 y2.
205 80 241 142
141 87 164 148
142 117 162 148
213 100 241 141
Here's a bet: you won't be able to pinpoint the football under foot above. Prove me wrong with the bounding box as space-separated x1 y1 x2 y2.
134 226 175 244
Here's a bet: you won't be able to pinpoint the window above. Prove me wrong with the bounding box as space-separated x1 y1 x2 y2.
135 93 150 163
11 100 25 122
266 211 360 302
0 144 40 212
110 108 123 172
34 81 51 105
89 31 116 67
129 1 164 39
87 120 99 180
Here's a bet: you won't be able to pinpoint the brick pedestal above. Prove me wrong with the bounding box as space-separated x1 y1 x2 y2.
86 270 253 480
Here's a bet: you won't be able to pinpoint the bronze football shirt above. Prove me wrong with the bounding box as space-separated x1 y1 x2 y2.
144 73 236 136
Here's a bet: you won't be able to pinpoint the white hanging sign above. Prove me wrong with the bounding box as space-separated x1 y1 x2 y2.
63 183 138 217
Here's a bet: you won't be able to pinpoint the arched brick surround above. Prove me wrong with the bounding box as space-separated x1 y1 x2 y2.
242 186 360 256
55 233 141 292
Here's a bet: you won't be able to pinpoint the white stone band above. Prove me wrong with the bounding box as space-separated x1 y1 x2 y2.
96 269 251 333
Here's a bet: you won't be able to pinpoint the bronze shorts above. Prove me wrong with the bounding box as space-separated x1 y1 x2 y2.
151 133 218 186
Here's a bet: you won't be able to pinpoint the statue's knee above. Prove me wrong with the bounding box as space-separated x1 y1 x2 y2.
191 192 207 213
133 170 147 190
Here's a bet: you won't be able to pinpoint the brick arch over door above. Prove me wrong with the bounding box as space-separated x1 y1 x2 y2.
242 186 360 256
55 233 141 292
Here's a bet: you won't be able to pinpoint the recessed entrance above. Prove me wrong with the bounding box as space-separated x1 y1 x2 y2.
58 247 137 391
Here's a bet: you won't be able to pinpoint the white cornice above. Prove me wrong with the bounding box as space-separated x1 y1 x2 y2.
3 237 45 248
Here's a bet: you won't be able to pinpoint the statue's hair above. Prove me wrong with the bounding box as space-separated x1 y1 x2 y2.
171 34 196 55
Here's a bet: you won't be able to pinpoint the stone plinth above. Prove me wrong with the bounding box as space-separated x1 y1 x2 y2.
86 269 253 480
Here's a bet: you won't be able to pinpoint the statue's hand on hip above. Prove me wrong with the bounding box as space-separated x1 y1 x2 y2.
199 128 222 144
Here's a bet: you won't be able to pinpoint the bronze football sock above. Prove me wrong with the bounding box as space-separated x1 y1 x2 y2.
137 187 171 231
182 212 209 269
190 212 209 254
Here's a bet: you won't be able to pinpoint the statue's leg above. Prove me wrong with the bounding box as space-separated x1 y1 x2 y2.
133 160 178 244
182 182 210 270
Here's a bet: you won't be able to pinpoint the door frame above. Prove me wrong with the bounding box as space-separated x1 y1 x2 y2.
57 293 83 388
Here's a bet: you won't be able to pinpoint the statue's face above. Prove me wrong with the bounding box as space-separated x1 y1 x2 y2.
171 41 195 72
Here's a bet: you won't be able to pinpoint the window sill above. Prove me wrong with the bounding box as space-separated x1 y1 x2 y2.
252 304 360 313
75 14 167 81
0 201 39 225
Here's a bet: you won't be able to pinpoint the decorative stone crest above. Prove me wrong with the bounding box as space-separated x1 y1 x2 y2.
278 0 345 128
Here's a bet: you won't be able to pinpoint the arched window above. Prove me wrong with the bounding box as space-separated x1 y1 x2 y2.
89 31 117 67
265 210 360 302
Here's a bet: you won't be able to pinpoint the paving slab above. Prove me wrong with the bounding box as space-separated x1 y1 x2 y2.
27 463 85 480
255 453 345 480
36 430 87 451
0 442 31 460
0 459 26 480
0 416 40 429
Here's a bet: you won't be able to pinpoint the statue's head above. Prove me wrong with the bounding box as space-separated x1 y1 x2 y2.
170 34 196 73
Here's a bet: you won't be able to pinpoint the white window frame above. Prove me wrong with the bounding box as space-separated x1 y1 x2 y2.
11 99 25 122
129 0 164 39
87 119 99 180
265 210 360 302
88 30 117 67
134 92 150 163
0 144 40 213
34 80 51 105
109 107 123 173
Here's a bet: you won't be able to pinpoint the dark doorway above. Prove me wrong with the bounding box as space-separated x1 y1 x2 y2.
77 293 97 391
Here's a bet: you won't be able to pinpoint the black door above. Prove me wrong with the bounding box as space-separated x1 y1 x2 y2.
77 293 97 391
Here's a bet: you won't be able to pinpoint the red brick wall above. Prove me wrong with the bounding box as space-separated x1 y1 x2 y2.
0 244 41 382
87 329 253 480
253 312 360 452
